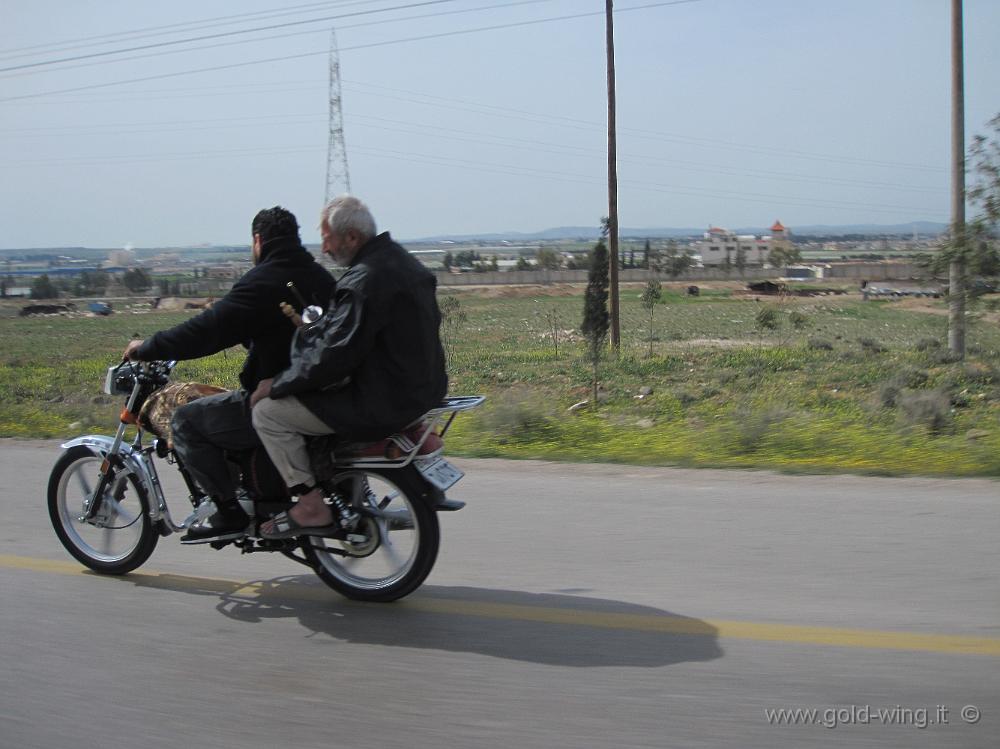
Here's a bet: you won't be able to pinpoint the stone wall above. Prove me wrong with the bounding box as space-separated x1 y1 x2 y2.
435 262 924 286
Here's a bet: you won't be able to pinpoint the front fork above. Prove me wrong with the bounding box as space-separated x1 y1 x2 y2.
78 430 187 535
80 419 132 523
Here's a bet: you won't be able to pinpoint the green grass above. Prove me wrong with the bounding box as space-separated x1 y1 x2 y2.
2 291 999 476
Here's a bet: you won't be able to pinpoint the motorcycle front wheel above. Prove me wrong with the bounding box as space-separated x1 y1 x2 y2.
302 466 439 602
48 445 158 574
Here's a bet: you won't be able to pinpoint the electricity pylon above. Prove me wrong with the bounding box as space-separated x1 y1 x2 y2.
325 28 351 202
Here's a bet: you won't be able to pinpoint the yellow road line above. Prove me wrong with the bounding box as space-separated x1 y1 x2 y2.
3 553 998 656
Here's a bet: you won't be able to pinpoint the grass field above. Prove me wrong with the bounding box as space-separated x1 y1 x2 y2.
2 284 999 477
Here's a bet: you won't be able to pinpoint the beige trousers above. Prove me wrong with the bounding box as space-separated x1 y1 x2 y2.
251 396 334 491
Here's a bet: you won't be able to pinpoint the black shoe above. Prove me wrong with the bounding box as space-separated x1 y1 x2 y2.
180 510 250 544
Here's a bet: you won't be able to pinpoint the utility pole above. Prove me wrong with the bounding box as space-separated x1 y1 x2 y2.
948 0 966 357
325 29 351 202
605 0 621 351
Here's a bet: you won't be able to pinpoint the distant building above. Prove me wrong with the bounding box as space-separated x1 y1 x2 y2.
693 220 791 267
106 248 136 267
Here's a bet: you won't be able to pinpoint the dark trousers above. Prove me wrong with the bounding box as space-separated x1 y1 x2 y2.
170 389 261 505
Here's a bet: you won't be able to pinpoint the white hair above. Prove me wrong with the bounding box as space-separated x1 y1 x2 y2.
320 195 376 240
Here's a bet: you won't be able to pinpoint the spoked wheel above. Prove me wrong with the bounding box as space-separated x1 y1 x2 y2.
302 467 439 602
48 446 158 574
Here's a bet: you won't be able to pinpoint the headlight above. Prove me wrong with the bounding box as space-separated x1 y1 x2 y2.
103 363 136 395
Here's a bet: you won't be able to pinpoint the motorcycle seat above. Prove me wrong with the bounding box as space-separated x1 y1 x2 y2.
307 423 444 463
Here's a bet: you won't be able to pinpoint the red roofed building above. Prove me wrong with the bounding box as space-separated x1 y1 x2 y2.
693 221 791 267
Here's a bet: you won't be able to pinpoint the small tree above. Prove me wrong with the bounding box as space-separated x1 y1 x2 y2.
30 274 58 299
122 268 152 293
641 239 651 269
547 307 560 357
581 239 610 403
918 114 1000 320
754 306 780 342
969 113 1000 226
515 256 531 271
767 244 802 269
442 251 453 271
735 246 748 277
661 240 693 278
639 279 662 357
73 270 108 297
646 240 661 273
535 247 562 270
439 295 467 364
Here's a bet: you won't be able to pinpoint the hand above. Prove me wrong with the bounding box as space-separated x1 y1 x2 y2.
250 378 273 408
123 339 144 361
279 301 303 328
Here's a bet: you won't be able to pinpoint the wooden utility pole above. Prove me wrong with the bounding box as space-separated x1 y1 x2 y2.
605 0 621 351
948 0 966 357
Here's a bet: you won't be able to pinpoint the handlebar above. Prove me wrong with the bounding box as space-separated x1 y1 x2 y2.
104 359 176 396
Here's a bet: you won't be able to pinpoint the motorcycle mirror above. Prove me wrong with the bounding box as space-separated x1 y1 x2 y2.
301 305 323 324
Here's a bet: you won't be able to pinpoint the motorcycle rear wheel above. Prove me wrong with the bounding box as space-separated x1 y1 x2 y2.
48 445 158 574
302 467 439 602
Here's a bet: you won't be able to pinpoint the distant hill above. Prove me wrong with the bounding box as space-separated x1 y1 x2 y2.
769 221 947 237
412 221 948 243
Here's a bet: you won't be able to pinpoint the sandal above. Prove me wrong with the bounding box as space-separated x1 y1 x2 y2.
260 510 339 540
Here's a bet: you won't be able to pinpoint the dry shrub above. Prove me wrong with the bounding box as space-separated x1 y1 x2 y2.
730 405 792 455
896 389 953 435
477 387 556 443
807 337 833 351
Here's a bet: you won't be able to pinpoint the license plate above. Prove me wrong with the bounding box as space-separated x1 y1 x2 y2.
415 457 464 491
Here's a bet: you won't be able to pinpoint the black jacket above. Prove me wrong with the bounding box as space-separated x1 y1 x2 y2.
270 232 447 440
136 237 336 391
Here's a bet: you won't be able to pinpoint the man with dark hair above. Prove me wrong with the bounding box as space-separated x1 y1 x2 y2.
124 206 336 542
250 196 447 538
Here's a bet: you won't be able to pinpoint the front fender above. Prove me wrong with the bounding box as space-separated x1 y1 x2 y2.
60 435 155 492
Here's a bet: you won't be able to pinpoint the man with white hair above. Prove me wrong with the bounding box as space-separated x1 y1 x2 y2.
250 196 447 537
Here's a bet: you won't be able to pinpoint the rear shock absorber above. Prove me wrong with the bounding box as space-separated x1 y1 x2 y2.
328 490 359 529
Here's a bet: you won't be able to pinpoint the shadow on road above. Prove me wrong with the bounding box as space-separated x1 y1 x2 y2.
108 569 722 668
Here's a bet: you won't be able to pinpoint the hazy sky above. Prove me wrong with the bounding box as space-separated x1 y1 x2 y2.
2 0 998 248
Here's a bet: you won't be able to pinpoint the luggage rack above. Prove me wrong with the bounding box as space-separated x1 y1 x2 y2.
338 395 485 469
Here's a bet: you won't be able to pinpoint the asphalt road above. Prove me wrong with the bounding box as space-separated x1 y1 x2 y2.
1 439 998 749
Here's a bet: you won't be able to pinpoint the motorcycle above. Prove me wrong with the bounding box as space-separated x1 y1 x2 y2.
47 358 483 602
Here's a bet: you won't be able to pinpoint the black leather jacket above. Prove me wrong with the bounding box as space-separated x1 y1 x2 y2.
136 237 336 391
270 232 447 440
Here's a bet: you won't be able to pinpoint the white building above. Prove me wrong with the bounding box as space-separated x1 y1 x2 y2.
106 248 136 267
694 220 790 267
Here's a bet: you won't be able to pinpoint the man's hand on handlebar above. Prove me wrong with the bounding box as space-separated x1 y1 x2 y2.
250 378 273 408
123 339 145 362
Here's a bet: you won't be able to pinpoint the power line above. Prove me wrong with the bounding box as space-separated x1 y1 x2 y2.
338 80 949 173
0 0 383 60
0 1 700 101
344 145 941 216
0 0 463 73
0 132 944 217
0 107 946 195
0 71 949 177
0 0 559 80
